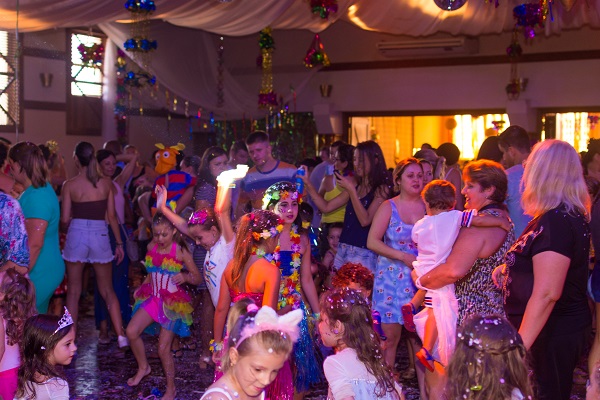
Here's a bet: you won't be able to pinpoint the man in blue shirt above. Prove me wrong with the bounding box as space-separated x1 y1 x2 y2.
498 125 533 237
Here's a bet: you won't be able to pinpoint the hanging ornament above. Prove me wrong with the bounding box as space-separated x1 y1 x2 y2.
78 43 104 67
310 0 338 19
258 27 277 109
505 30 527 100
589 115 599 130
303 34 330 68
124 0 156 13
216 36 225 108
513 3 543 38
124 0 157 72
433 0 467 11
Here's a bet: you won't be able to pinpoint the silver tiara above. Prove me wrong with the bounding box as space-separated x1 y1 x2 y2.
52 306 74 336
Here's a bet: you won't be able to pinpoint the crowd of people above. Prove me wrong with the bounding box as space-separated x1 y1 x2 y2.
1 126 600 400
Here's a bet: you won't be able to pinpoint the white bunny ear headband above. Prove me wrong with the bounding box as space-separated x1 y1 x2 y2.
232 305 303 349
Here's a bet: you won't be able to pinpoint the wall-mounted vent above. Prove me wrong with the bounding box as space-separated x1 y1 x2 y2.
376 37 479 58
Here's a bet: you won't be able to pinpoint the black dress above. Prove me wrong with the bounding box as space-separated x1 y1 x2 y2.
505 205 591 400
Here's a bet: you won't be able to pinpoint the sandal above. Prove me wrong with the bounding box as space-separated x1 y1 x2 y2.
401 303 417 332
416 347 435 372
172 348 183 358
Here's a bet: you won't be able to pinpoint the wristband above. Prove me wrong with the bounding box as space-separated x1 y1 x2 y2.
209 339 223 353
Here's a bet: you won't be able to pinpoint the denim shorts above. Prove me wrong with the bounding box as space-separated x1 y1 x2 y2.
332 242 378 273
62 219 113 264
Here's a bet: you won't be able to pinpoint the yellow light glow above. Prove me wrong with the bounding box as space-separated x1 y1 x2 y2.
347 5 372 31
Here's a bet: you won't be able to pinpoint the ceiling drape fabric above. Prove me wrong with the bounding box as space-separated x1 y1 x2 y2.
2 0 598 36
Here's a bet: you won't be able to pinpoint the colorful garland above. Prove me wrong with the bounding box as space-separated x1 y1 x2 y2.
251 223 284 241
262 189 303 209
78 43 104 67
277 224 303 310
252 244 281 268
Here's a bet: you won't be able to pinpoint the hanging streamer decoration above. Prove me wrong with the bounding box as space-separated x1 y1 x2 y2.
433 0 467 11
310 0 338 19
258 27 278 109
123 0 158 114
303 34 330 68
217 36 225 108
513 3 544 38
505 30 526 100
115 49 128 142
78 43 104 67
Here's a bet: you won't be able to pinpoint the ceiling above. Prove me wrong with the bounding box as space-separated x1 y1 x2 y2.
1 0 599 37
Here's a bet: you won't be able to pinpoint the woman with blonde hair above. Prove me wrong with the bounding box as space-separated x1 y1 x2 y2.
8 142 65 313
495 139 591 400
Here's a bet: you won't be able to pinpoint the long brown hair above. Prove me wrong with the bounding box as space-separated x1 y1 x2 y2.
446 314 534 400
320 287 398 398
230 210 282 290
8 141 50 188
0 270 36 346
16 315 73 399
75 141 100 187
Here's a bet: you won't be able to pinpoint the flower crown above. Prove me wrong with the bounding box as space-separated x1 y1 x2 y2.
249 212 284 241
232 305 302 349
262 189 303 209
52 306 74 336
188 209 208 225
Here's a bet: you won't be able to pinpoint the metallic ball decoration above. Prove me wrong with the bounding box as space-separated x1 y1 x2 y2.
434 0 467 11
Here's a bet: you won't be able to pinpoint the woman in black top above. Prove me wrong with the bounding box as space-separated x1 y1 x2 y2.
495 139 591 400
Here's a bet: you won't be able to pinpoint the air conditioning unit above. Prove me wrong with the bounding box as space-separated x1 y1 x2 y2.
376 37 479 58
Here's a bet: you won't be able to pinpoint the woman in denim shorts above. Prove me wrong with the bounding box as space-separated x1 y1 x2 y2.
61 141 128 349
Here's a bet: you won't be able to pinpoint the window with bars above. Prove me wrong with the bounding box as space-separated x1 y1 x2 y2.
0 30 20 129
70 33 103 97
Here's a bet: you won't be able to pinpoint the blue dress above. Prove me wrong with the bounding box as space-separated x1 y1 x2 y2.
372 200 418 325
278 250 323 392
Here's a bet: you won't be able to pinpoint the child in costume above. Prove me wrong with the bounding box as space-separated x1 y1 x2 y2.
410 180 511 370
211 210 289 397
446 314 533 400
0 270 36 400
15 308 77 400
319 287 404 400
262 181 323 396
126 212 201 400
202 305 302 400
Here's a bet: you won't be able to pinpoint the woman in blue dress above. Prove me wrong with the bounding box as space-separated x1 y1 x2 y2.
367 158 425 374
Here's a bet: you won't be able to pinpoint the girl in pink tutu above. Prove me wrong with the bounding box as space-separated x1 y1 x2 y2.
125 212 201 400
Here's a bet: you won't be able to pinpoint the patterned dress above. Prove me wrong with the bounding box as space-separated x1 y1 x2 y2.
455 207 515 325
373 200 418 325
0 192 29 268
133 243 193 336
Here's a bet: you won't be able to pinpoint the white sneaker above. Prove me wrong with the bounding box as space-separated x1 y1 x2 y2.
118 335 130 350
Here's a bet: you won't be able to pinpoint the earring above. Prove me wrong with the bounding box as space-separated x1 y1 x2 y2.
333 329 339 334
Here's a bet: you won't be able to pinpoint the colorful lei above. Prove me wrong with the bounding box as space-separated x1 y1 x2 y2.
252 244 281 268
277 224 303 310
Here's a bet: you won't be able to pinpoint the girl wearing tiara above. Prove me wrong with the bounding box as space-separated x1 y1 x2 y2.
262 181 323 397
15 308 77 400
202 305 302 400
319 287 404 399
446 314 533 400
126 212 201 400
0 270 37 400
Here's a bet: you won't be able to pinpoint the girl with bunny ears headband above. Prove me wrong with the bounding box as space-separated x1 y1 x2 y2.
201 305 302 400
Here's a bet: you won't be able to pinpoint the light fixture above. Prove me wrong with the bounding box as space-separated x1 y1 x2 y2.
40 73 53 88
320 84 332 98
